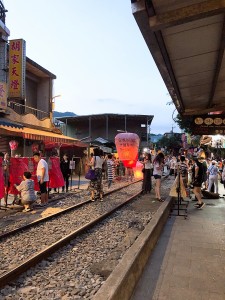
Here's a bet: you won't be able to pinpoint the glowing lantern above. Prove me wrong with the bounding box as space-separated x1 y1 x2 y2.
31 143 39 153
115 133 140 168
9 140 18 150
133 161 144 179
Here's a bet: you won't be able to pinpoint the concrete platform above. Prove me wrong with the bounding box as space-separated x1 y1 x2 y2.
131 193 225 299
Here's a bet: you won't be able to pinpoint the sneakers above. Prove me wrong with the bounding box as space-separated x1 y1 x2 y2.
22 208 31 212
195 202 205 209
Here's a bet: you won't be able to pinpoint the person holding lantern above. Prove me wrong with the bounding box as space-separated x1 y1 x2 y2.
153 152 165 202
33 152 49 206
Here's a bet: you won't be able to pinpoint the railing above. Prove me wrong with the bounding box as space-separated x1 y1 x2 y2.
8 101 50 120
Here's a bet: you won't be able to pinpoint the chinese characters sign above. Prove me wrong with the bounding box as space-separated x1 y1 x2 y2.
115 132 140 168
0 82 7 111
9 39 26 98
192 114 225 135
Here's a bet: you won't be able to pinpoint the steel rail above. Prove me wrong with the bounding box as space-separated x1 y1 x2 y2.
0 180 141 241
0 190 142 289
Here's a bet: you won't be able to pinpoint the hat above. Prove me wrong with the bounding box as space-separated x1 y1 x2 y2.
212 160 217 165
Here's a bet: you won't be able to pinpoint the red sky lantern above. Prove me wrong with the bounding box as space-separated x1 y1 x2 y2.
115 132 140 168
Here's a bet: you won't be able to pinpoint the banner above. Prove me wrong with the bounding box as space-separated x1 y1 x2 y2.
9 39 26 99
8 157 29 194
8 157 39 194
0 158 4 199
48 157 64 188
5 157 64 194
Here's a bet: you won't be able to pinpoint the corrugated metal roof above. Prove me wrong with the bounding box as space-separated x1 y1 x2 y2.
132 0 225 115
0 118 23 128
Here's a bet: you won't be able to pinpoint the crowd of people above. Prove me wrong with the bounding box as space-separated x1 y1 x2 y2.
0 152 72 211
1 148 225 212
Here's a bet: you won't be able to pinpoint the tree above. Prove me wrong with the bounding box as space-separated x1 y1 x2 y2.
156 135 182 155
174 114 194 134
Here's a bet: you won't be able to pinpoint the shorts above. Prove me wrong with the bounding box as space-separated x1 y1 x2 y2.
193 180 203 188
39 181 47 194
154 175 161 179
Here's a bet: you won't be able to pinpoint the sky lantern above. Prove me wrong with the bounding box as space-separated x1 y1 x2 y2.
133 161 143 179
115 132 140 168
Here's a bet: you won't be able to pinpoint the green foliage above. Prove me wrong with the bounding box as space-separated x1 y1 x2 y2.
175 114 194 134
156 135 182 150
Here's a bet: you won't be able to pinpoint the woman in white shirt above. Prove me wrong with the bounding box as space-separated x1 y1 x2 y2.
153 152 165 202
142 153 153 194
89 148 104 201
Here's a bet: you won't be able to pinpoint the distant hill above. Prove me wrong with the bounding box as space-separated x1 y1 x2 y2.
53 111 76 118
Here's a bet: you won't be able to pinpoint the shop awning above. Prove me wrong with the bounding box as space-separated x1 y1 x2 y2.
0 125 87 147
0 118 23 129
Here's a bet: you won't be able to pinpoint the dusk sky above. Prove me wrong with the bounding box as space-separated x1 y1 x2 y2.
5 0 179 134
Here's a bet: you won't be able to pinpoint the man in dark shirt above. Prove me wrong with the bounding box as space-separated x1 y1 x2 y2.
60 154 71 192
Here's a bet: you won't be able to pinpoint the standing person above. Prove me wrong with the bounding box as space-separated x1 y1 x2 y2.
221 160 225 193
125 167 134 182
193 157 205 209
3 152 10 207
169 156 176 176
33 152 49 206
60 154 71 192
180 155 188 188
14 171 36 212
153 152 165 202
141 153 153 194
207 160 220 194
106 154 114 189
89 148 104 201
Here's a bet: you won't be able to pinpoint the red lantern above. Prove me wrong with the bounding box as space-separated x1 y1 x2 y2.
9 140 18 150
133 161 144 179
31 143 39 153
115 133 140 168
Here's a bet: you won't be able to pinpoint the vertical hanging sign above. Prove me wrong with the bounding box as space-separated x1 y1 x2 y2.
0 82 7 111
8 39 26 99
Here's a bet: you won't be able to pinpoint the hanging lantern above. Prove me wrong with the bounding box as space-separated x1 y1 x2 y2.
115 133 140 168
9 140 18 150
31 143 39 153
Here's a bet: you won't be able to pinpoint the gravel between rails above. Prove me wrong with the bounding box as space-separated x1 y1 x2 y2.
0 178 173 300
0 182 142 277
0 180 130 235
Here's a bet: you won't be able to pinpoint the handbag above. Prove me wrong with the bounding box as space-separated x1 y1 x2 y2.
85 169 96 180
85 156 96 180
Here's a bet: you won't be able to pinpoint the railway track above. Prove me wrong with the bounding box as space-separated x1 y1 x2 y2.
0 181 144 289
0 179 141 240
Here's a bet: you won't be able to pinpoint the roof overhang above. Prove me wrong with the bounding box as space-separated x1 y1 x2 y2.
26 57 56 79
132 0 225 116
57 113 154 125
0 125 87 147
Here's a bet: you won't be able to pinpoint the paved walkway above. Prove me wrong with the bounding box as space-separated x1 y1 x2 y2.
131 186 225 300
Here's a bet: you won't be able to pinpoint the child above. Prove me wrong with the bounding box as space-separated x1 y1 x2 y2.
14 171 37 212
